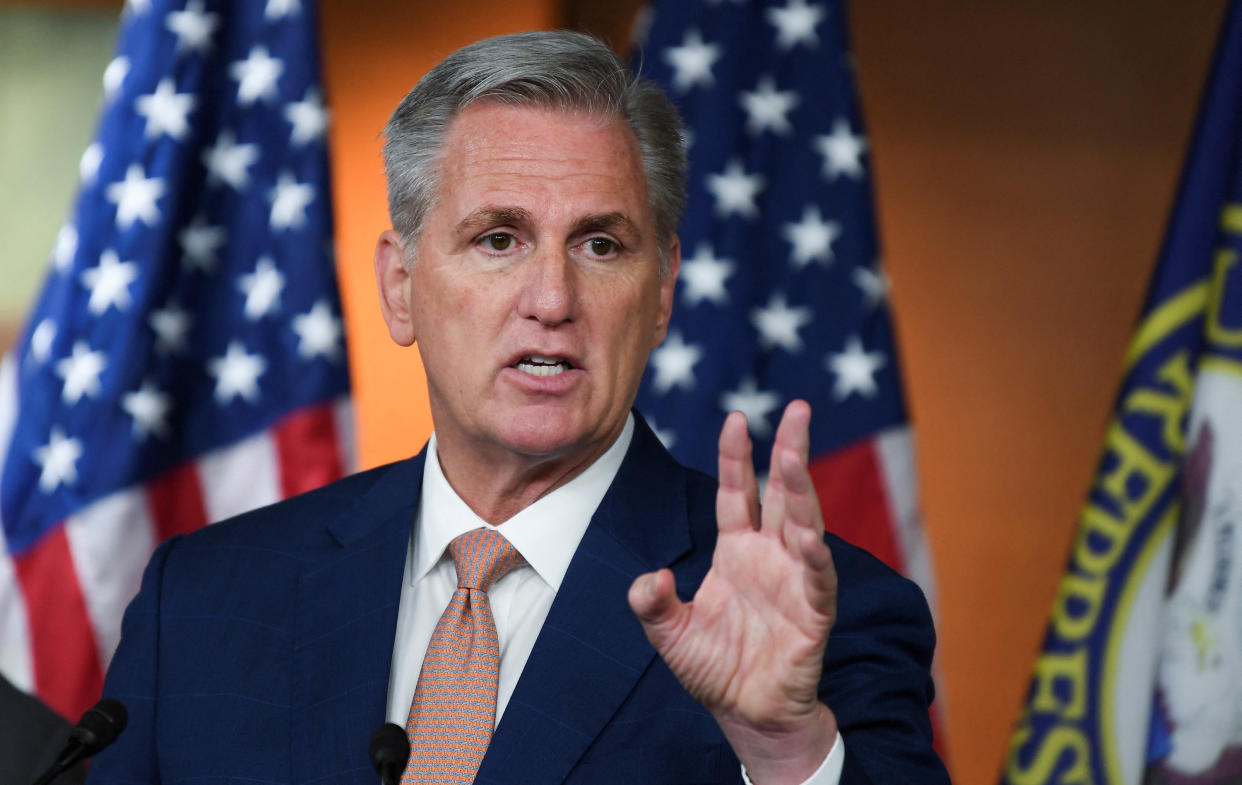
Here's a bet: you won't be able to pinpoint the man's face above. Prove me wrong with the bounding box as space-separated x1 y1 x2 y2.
376 102 679 471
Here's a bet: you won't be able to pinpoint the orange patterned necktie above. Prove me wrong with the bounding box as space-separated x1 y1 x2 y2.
403 528 524 785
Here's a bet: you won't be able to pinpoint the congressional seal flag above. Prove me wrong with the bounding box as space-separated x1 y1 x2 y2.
632 0 946 751
1003 4 1242 784
0 0 351 723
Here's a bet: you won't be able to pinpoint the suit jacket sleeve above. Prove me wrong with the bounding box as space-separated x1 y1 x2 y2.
85 535 177 784
821 534 948 785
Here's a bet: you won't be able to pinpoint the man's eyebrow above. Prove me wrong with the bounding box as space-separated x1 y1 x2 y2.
570 212 640 238
454 206 533 235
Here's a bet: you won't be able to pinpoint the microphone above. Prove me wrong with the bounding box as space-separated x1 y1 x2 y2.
31 698 128 785
369 722 410 785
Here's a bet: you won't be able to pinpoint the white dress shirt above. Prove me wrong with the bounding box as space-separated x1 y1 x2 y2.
384 413 842 784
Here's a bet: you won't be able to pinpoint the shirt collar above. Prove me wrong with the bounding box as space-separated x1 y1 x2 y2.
411 413 634 591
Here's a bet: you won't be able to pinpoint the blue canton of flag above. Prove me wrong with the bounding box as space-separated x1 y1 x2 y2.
633 0 947 756
633 0 904 474
0 0 350 722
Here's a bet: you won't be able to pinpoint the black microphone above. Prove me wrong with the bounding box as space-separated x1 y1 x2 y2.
369 722 410 785
31 698 128 785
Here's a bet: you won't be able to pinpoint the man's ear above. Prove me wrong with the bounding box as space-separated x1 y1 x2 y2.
374 229 416 346
652 234 681 348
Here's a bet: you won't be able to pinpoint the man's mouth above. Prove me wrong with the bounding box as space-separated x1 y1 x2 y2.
514 355 574 377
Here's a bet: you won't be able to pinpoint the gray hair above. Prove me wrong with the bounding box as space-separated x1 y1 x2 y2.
381 30 687 274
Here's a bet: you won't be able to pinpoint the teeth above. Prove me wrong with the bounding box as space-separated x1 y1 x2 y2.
516 355 570 377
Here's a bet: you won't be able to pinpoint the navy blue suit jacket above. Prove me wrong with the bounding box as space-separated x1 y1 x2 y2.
89 416 948 784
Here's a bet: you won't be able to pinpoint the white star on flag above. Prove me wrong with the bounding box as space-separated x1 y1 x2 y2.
238 256 286 320
135 78 197 140
782 205 841 267
55 341 108 404
767 0 827 50
179 218 227 273
121 381 173 440
720 378 781 438
53 225 78 271
739 77 799 136
649 330 703 394
105 164 165 229
269 172 315 230
679 243 734 306
149 304 192 355
208 341 267 403
663 29 722 92
751 293 813 353
706 159 765 219
80 250 139 315
265 0 301 19
203 130 260 191
648 418 678 451
166 0 219 55
29 319 57 365
815 117 867 180
853 265 889 308
33 427 84 493
292 301 343 360
79 143 103 184
284 88 329 146
124 0 150 15
230 46 284 105
827 335 886 399
102 56 129 102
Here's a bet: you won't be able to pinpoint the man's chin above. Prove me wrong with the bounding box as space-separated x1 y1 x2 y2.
493 412 614 462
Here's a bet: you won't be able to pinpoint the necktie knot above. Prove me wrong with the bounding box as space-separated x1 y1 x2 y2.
449 528 523 591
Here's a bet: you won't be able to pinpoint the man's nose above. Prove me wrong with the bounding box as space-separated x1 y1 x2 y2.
516 247 576 326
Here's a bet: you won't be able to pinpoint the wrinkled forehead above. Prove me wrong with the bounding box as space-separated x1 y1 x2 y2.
431 102 653 226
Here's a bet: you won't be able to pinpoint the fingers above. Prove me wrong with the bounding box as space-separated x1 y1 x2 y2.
717 411 760 533
798 527 838 616
628 568 688 651
761 400 814 536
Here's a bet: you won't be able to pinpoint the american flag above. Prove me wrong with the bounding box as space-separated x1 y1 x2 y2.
0 0 351 722
632 0 947 749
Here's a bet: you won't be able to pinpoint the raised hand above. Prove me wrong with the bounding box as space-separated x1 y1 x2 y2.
628 400 839 784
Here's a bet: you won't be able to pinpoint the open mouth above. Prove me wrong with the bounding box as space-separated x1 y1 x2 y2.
514 355 574 378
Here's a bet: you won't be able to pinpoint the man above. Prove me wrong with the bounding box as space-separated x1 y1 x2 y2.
89 31 947 785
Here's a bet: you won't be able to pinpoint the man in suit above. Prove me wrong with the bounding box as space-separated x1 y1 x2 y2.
89 31 947 785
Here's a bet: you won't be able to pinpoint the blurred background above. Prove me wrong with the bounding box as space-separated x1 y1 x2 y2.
0 1 1230 782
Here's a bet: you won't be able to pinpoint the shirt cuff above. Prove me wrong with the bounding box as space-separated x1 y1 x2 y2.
739 731 844 785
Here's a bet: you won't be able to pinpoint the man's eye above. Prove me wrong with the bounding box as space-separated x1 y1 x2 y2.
586 237 616 256
483 233 513 251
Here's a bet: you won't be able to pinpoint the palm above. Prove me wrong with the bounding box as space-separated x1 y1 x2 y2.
629 401 839 781
657 521 832 721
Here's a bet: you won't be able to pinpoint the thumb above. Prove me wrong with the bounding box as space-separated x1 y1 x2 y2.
627 568 687 649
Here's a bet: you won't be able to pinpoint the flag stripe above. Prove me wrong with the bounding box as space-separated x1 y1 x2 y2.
0 534 33 694
810 439 905 573
146 461 210 542
13 523 104 720
0 357 33 693
196 431 282 524
876 427 938 613
273 401 345 498
65 489 158 675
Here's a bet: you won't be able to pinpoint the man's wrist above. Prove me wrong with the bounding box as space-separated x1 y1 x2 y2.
721 703 839 785
741 730 844 785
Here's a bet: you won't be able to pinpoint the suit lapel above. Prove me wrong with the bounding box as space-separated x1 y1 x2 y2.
291 453 426 783
476 417 694 785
